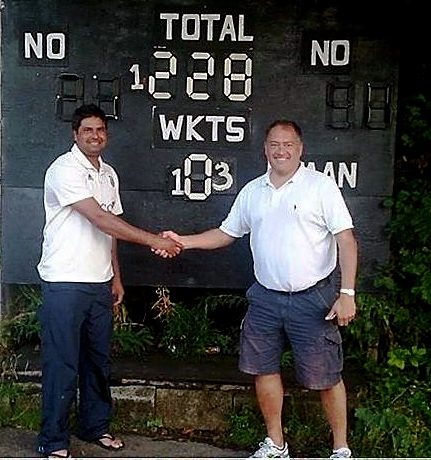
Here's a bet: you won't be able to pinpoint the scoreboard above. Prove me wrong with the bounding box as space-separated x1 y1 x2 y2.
0 0 399 289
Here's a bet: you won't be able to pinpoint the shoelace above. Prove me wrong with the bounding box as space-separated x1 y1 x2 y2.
253 440 286 458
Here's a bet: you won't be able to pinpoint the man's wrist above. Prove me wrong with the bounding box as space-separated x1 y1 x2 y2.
340 288 355 297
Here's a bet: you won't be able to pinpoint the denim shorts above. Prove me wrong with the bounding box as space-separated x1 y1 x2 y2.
238 273 343 390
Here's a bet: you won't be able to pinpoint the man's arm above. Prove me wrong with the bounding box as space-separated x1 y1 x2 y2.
336 228 358 290
152 228 236 257
326 228 358 326
71 197 182 256
111 237 125 306
165 228 237 250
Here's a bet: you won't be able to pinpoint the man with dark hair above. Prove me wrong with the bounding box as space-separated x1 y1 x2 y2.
157 120 357 458
37 104 182 459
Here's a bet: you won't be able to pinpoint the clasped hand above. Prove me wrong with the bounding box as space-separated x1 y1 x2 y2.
152 231 183 258
152 230 183 258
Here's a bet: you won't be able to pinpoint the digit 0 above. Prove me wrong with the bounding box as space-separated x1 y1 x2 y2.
184 154 212 201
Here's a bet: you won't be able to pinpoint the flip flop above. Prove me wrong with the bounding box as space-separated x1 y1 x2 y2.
94 433 125 451
47 449 72 459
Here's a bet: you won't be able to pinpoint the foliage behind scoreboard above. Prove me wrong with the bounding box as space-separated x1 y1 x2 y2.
0 0 399 289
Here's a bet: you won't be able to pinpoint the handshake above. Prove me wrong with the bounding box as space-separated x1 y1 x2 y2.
152 230 184 258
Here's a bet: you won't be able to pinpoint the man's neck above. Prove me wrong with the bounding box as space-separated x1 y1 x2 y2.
86 155 101 171
269 164 300 189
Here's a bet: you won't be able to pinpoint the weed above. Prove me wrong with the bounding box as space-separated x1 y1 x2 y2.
0 286 41 350
155 288 244 360
157 296 243 359
227 405 265 449
0 382 41 429
0 340 21 383
146 417 164 429
112 303 153 359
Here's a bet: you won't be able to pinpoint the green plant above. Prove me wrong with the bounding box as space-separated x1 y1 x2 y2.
0 382 41 429
399 93 431 150
227 405 265 449
160 300 215 359
280 349 294 368
155 288 245 360
343 293 395 365
383 178 431 305
282 394 330 457
353 348 431 457
227 394 330 457
112 303 153 359
346 85 431 458
0 286 41 350
0 347 20 383
146 416 164 430
387 346 427 370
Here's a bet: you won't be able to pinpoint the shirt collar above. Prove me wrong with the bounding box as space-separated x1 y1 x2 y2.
262 163 305 188
71 143 108 173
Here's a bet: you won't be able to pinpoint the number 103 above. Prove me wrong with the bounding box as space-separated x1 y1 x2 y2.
171 153 234 200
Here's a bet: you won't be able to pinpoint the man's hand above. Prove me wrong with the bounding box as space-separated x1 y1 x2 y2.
152 230 184 258
152 233 183 258
325 294 356 326
111 275 125 311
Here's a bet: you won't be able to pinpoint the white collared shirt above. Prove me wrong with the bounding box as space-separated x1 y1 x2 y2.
37 144 123 282
220 164 354 291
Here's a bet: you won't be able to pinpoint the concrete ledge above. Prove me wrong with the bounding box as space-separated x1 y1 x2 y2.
11 350 362 435
111 378 255 431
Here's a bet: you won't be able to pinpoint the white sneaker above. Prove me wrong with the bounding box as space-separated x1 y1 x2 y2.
330 447 352 458
249 437 290 458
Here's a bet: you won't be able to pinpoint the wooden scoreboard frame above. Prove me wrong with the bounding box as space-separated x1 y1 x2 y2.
0 0 399 290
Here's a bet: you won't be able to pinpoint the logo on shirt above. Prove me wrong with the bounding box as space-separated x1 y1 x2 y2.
101 201 115 213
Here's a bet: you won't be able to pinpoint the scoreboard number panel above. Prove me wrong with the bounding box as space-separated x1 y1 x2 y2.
1 0 399 288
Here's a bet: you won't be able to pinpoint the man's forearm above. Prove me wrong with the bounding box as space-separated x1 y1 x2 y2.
181 228 236 250
96 212 161 247
72 197 160 247
336 229 358 288
111 237 122 279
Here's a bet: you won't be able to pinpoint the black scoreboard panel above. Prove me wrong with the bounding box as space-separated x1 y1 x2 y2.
1 0 398 288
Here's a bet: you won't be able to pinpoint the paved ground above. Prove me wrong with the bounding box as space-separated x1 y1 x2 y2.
0 427 250 459
4 350 252 458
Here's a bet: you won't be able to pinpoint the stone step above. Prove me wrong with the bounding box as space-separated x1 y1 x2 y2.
12 348 362 433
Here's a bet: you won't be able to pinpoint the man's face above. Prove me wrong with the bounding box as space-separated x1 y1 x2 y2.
74 116 108 159
264 125 303 178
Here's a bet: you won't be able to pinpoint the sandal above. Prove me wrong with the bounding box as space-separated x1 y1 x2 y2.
47 449 72 459
93 433 125 451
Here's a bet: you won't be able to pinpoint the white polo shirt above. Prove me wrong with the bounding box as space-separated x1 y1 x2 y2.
220 164 354 292
37 144 123 282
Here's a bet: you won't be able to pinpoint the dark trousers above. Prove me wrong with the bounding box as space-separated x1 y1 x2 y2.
37 281 113 455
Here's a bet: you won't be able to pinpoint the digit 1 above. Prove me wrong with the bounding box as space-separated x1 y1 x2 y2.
129 64 144 90
171 168 184 195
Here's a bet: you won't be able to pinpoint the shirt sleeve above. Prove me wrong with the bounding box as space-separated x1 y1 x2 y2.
321 177 354 234
45 162 92 207
219 185 251 238
109 169 123 216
